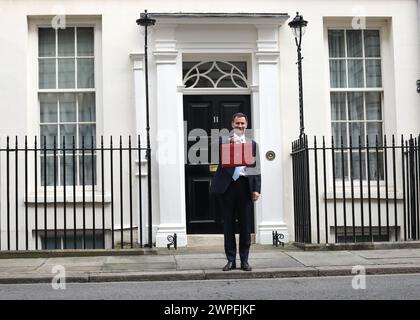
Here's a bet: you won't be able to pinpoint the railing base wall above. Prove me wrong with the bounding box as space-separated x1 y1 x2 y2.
293 240 420 251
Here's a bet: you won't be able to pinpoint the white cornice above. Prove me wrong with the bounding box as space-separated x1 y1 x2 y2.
149 12 289 26
129 53 144 70
255 51 280 64
129 53 145 61
153 51 178 64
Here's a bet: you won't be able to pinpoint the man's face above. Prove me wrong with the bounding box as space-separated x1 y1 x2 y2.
232 116 247 136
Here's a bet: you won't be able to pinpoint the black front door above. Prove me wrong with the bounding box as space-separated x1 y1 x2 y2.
184 95 253 234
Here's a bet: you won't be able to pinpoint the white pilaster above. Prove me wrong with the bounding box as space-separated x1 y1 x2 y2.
255 25 289 244
129 53 149 246
153 27 187 247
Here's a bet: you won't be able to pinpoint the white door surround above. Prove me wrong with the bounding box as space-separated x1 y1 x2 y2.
130 13 290 247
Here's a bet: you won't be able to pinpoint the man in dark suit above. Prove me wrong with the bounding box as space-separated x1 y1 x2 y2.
210 113 261 271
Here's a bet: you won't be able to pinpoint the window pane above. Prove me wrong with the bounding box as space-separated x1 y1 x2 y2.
366 60 382 87
77 27 94 56
332 122 347 147
79 155 96 185
41 156 56 186
367 122 383 146
60 155 75 186
39 93 58 123
39 59 56 89
364 30 380 57
368 152 384 180
40 124 58 150
331 92 346 120
39 28 55 57
349 122 365 146
329 60 346 88
79 124 96 149
59 93 76 122
328 30 345 57
77 58 94 88
351 151 366 180
58 28 75 57
58 58 75 88
348 59 364 88
366 92 382 120
78 93 96 122
348 92 364 120
346 30 363 57
60 124 77 149
334 151 349 180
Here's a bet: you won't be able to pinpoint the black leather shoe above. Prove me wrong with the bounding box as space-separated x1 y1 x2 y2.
222 261 236 271
241 262 252 271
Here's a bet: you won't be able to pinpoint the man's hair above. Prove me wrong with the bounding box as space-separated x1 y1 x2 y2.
231 112 248 123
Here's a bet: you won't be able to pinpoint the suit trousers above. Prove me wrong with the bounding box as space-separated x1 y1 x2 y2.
219 176 252 263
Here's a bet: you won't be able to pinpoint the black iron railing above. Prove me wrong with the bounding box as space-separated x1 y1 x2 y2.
292 134 420 244
0 135 151 251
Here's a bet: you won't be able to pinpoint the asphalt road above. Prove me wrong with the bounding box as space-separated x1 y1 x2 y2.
1 273 420 300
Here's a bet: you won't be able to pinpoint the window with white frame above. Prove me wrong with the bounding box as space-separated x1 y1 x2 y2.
38 27 96 186
328 29 384 181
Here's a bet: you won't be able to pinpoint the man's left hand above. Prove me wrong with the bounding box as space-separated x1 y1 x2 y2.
252 192 260 202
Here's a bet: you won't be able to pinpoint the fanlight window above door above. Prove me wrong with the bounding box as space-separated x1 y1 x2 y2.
183 61 248 88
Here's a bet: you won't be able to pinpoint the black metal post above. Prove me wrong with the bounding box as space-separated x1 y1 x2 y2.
289 12 308 139
137 10 155 248
297 42 304 138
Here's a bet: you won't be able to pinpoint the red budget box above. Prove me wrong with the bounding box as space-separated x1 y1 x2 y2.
220 143 255 167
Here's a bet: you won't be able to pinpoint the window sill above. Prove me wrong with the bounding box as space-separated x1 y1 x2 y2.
324 189 404 200
26 192 112 204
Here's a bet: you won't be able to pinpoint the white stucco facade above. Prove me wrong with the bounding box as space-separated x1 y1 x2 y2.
0 0 419 249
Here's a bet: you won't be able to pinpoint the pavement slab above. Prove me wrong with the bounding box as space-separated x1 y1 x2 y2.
102 262 177 272
1 246 420 284
105 255 175 264
0 258 46 268
351 249 420 259
286 251 376 267
175 257 227 270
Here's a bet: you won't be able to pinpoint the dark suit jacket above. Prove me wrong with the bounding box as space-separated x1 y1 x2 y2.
210 136 261 199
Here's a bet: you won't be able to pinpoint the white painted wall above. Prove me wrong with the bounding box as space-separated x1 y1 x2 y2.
0 0 419 248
